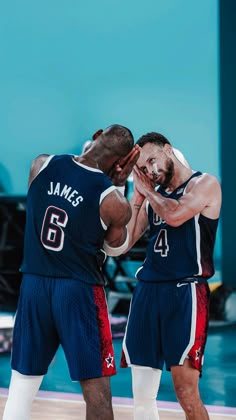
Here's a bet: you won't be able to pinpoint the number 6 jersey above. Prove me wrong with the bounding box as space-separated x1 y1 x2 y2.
21 154 116 285
136 172 219 282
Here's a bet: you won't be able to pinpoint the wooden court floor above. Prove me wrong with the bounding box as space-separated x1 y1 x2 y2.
0 395 235 420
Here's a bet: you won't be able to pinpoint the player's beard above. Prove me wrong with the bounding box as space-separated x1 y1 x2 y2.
158 158 174 189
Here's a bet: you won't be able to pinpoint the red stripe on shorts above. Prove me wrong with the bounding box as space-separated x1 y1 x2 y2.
188 283 210 374
93 286 117 377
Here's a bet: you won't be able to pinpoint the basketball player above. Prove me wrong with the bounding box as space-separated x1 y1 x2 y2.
82 127 138 198
121 132 222 420
2 124 140 420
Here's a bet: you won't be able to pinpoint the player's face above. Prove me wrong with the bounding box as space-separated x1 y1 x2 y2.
137 143 174 188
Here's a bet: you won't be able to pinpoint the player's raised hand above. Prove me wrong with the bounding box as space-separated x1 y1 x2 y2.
133 164 155 197
108 145 141 186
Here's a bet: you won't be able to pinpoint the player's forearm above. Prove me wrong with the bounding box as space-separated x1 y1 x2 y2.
103 227 129 256
146 191 179 225
125 193 147 250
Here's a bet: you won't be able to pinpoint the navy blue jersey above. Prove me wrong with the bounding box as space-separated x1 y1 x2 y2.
136 172 219 282
21 154 116 285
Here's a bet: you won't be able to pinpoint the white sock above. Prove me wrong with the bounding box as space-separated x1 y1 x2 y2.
3 370 44 420
131 365 161 420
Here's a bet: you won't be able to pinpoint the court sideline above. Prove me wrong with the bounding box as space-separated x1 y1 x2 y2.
0 323 236 419
0 390 236 419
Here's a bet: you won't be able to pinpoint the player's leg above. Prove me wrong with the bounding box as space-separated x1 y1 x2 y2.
122 282 163 369
2 370 44 420
122 282 164 419
131 365 161 420
164 282 210 420
80 376 113 420
171 359 209 420
3 274 59 419
54 279 116 418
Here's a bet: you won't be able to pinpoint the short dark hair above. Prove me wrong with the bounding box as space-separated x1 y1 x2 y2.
137 132 171 148
103 124 134 157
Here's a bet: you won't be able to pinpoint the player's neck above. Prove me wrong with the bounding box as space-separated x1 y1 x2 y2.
73 155 99 169
166 166 193 192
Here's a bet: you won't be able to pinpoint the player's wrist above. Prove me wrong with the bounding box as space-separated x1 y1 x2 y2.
132 189 145 204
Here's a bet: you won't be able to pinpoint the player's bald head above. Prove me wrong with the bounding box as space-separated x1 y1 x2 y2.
101 124 134 157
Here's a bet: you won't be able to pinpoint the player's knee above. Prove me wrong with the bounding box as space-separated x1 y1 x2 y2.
85 395 113 416
133 388 157 403
84 391 112 406
174 384 201 411
83 389 113 420
175 383 190 400
132 366 161 401
132 380 144 399
83 384 112 409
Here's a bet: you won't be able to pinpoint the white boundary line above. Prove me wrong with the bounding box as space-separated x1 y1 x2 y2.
0 392 236 417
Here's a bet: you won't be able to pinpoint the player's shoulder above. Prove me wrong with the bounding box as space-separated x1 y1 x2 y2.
191 175 221 209
29 154 54 187
31 154 51 167
186 172 221 197
200 172 221 188
100 188 131 227
31 153 71 171
191 172 220 186
103 187 130 207
200 172 218 180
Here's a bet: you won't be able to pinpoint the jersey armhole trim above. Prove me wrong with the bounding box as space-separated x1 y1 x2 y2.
100 185 117 230
99 185 117 205
38 155 55 174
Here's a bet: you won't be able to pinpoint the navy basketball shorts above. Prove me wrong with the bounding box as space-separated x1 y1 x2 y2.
11 274 116 380
121 280 210 375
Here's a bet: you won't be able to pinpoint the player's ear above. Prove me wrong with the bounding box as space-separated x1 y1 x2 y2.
92 129 103 141
163 143 173 156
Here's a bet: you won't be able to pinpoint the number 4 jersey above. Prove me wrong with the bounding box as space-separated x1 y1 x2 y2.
136 171 219 282
21 154 116 285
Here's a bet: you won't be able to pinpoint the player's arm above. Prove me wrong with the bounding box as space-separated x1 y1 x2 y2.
134 168 222 227
108 145 141 186
124 165 154 249
125 188 149 250
28 154 50 188
100 190 132 256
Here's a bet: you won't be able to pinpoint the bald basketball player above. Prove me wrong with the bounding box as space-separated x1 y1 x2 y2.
3 124 140 420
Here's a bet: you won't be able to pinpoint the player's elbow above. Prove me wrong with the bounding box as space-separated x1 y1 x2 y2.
115 196 132 225
103 231 129 256
164 214 183 227
122 201 132 224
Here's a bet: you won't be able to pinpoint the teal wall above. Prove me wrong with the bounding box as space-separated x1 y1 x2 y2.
219 0 235 285
0 0 220 259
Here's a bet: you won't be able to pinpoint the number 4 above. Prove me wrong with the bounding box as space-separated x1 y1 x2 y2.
154 229 169 257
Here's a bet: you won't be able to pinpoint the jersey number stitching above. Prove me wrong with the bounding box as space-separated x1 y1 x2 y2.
41 206 68 251
154 228 169 257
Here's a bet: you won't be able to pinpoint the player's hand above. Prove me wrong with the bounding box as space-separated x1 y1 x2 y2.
133 164 155 197
108 145 141 186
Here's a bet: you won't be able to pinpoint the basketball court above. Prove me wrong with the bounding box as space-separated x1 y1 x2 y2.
0 311 236 419
1 388 236 419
